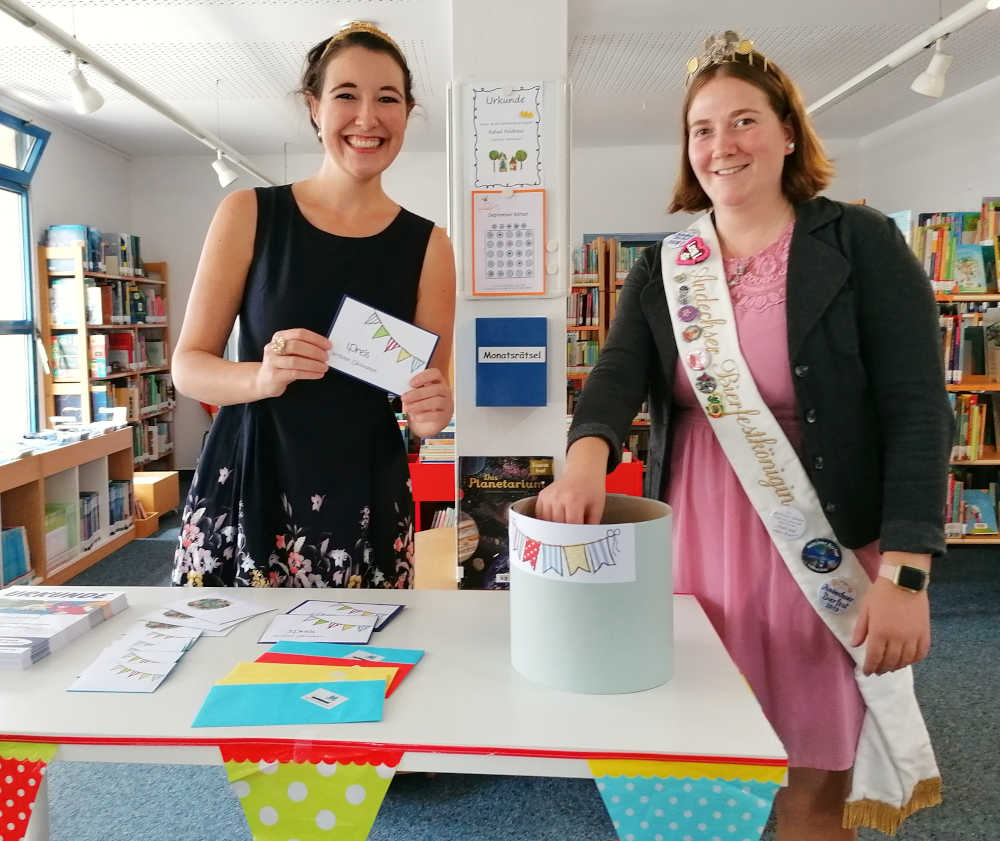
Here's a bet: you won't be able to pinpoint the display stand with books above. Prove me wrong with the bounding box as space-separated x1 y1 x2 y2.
37 240 175 471
0 429 135 584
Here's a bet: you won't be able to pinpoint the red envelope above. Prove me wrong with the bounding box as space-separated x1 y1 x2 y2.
255 652 414 697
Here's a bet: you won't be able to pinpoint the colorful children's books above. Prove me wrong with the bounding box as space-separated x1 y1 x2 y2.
962 488 999 535
954 243 988 293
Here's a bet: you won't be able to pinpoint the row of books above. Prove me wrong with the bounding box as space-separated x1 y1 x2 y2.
567 337 600 367
1 526 31 587
572 237 607 275
0 588 129 670
43 225 144 277
418 418 455 464
939 311 1000 384
891 201 1000 293
949 392 1000 463
52 332 167 380
79 491 102 552
946 480 1000 536
43 480 133 572
85 281 166 325
567 287 601 327
429 506 456 529
133 420 172 463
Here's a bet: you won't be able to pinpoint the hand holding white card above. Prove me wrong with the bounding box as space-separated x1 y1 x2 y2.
327 296 439 396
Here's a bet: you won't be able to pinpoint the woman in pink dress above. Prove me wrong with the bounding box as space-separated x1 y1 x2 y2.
537 33 950 840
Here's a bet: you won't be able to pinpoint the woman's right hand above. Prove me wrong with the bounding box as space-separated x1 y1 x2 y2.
535 467 607 525
255 328 332 399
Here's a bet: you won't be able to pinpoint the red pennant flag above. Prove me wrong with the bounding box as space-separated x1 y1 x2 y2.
523 538 541 569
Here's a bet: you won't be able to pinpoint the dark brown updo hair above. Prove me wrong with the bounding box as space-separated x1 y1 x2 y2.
298 28 415 134
669 51 834 213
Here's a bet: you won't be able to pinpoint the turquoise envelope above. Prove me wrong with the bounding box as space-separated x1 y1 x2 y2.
268 641 424 665
191 679 385 727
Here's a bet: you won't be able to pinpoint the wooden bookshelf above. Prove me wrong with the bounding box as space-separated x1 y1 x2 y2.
946 376 1000 392
0 429 136 584
38 244 175 470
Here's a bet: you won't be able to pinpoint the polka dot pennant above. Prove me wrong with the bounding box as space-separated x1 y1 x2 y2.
224 759 396 840
592 775 779 841
0 743 58 841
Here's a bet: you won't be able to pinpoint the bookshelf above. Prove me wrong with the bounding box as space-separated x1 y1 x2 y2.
37 244 176 471
0 429 135 583
569 232 666 464
898 201 1000 546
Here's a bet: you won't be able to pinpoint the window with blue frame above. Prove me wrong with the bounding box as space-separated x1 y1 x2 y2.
0 109 50 444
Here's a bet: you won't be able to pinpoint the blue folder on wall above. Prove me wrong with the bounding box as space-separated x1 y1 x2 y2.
475 317 547 407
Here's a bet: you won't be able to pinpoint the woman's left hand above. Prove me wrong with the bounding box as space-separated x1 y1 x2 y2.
401 368 453 438
851 553 931 676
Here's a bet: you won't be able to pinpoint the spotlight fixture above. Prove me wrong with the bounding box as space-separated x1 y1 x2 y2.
68 55 103 114
910 38 953 98
211 149 239 188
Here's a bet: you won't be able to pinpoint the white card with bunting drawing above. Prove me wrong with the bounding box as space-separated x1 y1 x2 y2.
509 508 636 583
327 295 439 396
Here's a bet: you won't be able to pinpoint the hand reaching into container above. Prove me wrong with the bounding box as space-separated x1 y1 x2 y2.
534 437 609 524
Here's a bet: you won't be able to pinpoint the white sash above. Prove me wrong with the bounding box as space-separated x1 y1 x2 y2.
663 214 941 834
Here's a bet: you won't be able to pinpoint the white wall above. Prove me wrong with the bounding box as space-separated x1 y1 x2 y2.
571 138 863 242
843 75 1000 215
129 145 447 469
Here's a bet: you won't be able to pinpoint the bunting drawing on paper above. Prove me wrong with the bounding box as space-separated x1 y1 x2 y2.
365 311 425 372
510 525 622 577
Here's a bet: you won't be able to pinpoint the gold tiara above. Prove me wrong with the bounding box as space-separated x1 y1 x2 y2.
320 21 403 62
685 30 769 85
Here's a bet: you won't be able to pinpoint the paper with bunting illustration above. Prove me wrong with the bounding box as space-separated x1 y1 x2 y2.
327 295 439 396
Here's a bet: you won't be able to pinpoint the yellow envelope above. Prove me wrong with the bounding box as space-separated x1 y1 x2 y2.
217 662 398 696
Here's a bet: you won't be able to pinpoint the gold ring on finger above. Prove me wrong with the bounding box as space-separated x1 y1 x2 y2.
271 335 287 356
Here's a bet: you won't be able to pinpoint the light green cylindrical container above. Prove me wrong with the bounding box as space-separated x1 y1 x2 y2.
508 494 673 694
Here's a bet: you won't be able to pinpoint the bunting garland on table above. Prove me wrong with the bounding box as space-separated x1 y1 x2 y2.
0 741 59 841
364 312 425 372
510 525 622 577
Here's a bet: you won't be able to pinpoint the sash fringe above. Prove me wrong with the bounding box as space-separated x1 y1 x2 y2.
842 776 942 835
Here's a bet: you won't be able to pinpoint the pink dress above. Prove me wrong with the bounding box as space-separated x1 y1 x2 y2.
666 223 882 770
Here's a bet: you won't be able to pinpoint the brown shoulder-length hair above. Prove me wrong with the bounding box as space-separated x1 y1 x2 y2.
668 55 834 213
297 30 416 136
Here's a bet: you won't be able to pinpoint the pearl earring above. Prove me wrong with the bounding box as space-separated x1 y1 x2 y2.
786 141 796 151
317 129 322 139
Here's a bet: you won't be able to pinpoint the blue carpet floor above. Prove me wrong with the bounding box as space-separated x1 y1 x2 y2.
46 505 998 841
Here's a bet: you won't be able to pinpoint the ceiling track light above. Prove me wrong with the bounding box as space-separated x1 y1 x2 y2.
910 37 953 98
0 0 275 185
807 0 998 116
67 54 103 114
211 149 239 188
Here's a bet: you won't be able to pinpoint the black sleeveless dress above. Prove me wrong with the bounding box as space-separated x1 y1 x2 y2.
172 185 434 589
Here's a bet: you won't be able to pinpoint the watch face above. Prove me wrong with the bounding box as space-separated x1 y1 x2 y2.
897 565 927 591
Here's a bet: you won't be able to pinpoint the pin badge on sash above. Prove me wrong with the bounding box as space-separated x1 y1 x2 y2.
769 507 807 540
682 325 702 342
705 394 724 417
801 538 842 573
817 578 857 615
687 350 711 371
665 230 698 248
678 305 699 322
695 373 716 393
677 236 710 265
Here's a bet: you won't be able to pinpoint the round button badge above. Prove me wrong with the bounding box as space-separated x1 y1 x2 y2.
678 305 699 323
687 350 711 371
682 325 702 342
801 538 842 573
817 578 857 614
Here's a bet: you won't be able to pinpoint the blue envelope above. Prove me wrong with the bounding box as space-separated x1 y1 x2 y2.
191 680 385 727
268 641 424 665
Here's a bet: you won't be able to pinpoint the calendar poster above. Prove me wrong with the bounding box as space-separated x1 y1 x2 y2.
471 189 546 296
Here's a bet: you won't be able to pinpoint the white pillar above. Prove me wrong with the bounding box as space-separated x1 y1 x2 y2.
449 0 569 469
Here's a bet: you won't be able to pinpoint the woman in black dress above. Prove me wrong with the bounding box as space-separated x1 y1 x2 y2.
170 23 455 588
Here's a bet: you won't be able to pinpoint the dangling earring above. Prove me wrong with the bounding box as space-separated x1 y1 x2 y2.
786 141 796 152
317 129 322 140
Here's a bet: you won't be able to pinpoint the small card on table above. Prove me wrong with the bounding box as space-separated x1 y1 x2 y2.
327 295 439 396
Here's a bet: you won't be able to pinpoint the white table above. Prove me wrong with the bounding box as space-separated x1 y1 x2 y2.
0 587 786 840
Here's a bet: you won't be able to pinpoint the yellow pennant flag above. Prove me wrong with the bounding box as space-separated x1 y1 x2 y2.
564 544 591 575
397 348 412 363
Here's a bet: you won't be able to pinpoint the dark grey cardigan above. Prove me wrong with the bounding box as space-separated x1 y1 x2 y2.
569 197 953 558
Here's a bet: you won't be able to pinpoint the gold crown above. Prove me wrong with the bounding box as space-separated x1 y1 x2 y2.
320 21 403 62
685 30 769 85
